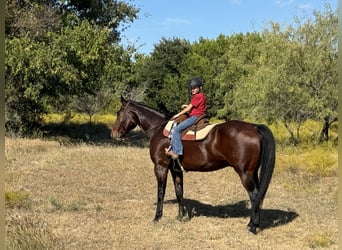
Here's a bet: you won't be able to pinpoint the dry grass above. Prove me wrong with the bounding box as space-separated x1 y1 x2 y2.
5 137 338 249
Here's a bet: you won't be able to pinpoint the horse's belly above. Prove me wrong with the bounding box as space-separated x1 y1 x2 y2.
183 159 229 172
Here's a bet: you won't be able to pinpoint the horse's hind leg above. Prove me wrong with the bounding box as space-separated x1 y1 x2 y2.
170 166 186 220
240 171 261 234
247 186 260 234
154 164 169 222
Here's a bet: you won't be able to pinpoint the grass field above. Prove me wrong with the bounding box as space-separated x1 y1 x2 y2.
5 124 338 250
5 116 338 249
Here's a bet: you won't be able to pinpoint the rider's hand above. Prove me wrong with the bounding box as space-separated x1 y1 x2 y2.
171 114 179 120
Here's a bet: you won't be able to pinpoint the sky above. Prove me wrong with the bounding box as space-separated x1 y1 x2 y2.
120 0 337 55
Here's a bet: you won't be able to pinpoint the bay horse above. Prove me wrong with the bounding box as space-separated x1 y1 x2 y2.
111 96 275 234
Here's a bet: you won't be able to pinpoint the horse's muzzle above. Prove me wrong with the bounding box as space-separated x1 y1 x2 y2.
111 130 124 141
111 130 119 139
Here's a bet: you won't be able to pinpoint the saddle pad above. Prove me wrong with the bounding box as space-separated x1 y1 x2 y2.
163 120 218 141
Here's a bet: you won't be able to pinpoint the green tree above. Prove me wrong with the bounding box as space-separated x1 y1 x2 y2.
60 0 140 42
215 33 262 120
6 0 140 42
5 0 141 135
5 18 134 135
140 37 191 114
5 35 72 134
294 5 338 138
6 0 62 39
241 4 337 144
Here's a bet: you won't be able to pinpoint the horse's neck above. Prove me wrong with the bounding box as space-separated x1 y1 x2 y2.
132 104 166 133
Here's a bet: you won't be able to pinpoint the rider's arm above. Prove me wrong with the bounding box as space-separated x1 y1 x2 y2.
172 103 193 120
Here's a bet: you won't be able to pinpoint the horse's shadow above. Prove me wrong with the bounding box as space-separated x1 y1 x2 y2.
164 199 298 230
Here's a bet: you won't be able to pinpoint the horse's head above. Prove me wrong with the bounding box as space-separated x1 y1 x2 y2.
111 96 138 139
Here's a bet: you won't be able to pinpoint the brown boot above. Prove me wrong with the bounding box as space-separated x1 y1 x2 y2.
165 148 179 159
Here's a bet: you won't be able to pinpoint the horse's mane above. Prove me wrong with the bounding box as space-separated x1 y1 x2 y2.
128 99 168 120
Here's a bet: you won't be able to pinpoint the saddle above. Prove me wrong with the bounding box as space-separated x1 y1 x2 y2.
163 114 218 141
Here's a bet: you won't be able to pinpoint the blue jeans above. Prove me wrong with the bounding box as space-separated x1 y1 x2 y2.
171 116 198 155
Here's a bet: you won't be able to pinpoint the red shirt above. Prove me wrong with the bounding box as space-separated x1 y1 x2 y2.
190 92 207 116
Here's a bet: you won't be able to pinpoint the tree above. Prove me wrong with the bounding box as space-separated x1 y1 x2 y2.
216 33 262 120
6 0 62 39
5 18 135 135
248 4 337 144
60 0 140 42
319 116 338 142
5 0 141 135
5 35 70 134
73 88 113 123
6 0 140 42
140 37 191 114
294 5 338 141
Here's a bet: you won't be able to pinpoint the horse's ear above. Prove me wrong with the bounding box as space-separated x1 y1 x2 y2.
121 95 127 105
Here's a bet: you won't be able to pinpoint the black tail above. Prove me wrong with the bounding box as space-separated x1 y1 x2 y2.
256 124 276 206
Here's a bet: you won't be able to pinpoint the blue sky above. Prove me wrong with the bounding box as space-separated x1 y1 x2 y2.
120 0 337 54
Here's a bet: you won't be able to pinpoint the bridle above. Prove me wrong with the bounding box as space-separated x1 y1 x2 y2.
114 101 131 138
116 101 169 139
118 101 131 124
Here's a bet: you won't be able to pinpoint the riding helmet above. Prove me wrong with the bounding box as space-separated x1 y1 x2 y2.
188 77 203 89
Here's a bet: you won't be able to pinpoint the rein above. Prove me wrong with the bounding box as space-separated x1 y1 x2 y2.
120 120 169 141
143 120 169 138
118 101 169 139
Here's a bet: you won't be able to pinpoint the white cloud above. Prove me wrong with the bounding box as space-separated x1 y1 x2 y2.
274 0 295 7
164 17 192 25
275 1 313 11
297 3 312 10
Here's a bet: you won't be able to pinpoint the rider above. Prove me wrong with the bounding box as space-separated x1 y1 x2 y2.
165 77 207 159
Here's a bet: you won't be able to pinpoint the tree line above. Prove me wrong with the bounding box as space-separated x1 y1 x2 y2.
5 1 337 144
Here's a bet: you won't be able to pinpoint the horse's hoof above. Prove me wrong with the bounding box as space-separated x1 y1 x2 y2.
177 215 185 222
177 214 190 222
247 225 260 234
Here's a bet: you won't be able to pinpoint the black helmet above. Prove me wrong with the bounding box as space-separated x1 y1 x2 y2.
188 77 203 89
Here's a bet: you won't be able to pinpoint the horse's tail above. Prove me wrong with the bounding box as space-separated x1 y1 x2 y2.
256 124 276 206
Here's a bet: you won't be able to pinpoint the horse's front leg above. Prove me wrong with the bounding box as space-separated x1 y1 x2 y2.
170 166 187 220
153 164 168 222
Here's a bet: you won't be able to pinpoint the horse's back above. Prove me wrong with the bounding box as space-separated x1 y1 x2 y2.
213 120 259 141
212 120 260 157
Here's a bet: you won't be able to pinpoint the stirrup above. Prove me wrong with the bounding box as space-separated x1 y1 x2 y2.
165 149 179 160
165 145 172 152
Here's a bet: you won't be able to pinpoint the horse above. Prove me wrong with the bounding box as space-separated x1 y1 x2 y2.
111 96 276 234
